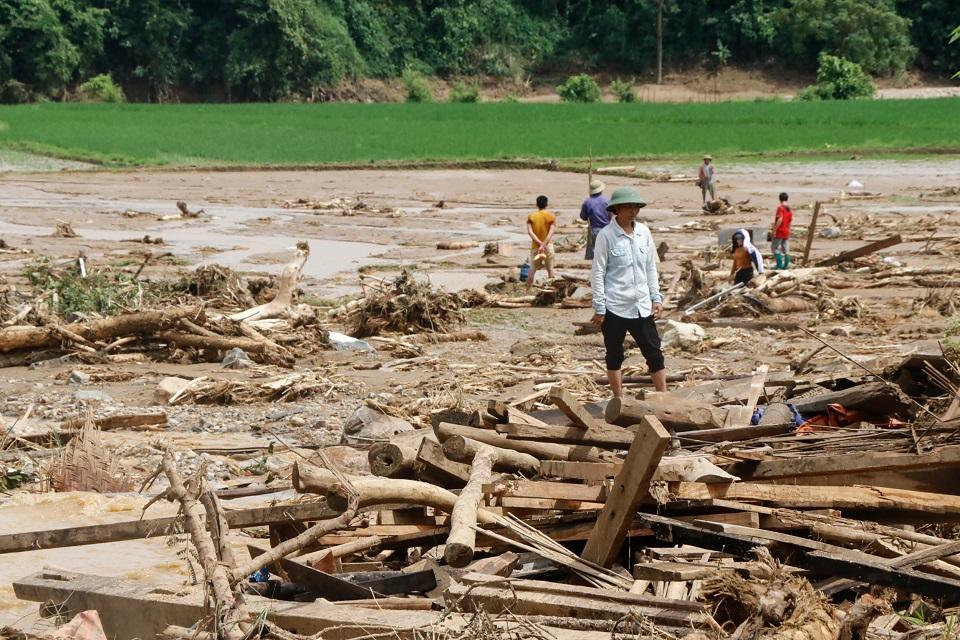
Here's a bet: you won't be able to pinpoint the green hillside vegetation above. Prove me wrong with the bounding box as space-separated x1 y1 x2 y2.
0 0 956 103
1 99 957 167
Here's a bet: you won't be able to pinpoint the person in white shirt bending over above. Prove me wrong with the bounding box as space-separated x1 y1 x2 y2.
589 186 667 397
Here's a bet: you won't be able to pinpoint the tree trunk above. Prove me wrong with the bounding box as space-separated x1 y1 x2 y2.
605 397 727 431
0 306 200 353
368 430 436 479
445 445 497 568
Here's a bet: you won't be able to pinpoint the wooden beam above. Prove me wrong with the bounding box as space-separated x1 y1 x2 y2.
673 423 794 444
548 386 605 429
581 416 670 567
246 544 382 600
728 445 960 482
670 481 960 515
816 233 902 267
802 550 960 600
0 502 337 555
605 397 727 431
496 422 634 448
415 438 469 488
539 460 621 483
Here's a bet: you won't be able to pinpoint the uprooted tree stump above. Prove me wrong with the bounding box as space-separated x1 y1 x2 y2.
230 241 310 322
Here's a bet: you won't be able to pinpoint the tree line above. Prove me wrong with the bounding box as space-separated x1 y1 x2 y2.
1 0 956 103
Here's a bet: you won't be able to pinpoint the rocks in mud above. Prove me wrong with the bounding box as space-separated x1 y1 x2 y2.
74 389 113 404
67 370 91 385
221 347 253 369
155 376 191 404
342 405 413 441
661 320 706 351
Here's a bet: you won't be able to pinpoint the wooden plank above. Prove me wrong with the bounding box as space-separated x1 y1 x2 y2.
637 513 773 558
345 569 437 595
0 501 337 555
539 460 621 483
549 386 605 429
673 423 794 445
671 481 960 515
728 445 960 482
581 416 671 568
633 562 733 581
497 422 634 448
489 497 605 511
484 480 606 502
415 438 469 488
816 233 903 267
803 550 960 599
724 365 768 427
246 544 382 600
459 572 705 612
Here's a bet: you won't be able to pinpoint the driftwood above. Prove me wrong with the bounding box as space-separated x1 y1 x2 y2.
0 306 200 353
445 445 497 568
230 241 309 322
605 397 727 431
160 451 246 640
442 435 540 475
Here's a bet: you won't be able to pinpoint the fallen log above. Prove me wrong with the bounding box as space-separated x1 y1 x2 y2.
434 422 607 463
816 234 902 267
0 307 200 353
445 445 497 568
368 431 436 479
605 397 727 431
442 435 540 475
790 381 914 419
156 331 269 354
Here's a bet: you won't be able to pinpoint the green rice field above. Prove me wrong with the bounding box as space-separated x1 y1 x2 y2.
1 99 958 167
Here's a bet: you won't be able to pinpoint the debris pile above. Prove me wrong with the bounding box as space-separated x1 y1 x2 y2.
344 270 468 337
7 358 960 639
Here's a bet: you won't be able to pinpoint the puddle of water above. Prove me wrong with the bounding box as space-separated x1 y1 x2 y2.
0 493 187 626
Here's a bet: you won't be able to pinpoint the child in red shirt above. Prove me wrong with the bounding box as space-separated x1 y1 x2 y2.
771 192 793 269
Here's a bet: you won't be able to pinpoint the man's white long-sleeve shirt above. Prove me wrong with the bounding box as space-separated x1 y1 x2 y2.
590 219 662 318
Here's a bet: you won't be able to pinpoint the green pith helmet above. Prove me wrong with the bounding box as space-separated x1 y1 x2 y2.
605 186 647 212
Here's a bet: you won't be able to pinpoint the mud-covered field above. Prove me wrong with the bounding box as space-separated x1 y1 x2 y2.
0 157 957 627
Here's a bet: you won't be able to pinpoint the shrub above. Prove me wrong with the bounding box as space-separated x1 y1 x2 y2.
403 68 433 102
610 77 636 103
557 73 601 103
501 92 520 103
77 73 125 102
798 53 875 100
449 81 480 103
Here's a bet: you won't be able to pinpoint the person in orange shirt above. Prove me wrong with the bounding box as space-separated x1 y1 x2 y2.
525 195 556 292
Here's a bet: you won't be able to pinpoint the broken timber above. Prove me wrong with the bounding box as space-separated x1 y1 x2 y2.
0 501 337 554
581 416 670 567
815 233 903 267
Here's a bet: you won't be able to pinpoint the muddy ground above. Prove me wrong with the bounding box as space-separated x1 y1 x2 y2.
0 157 957 627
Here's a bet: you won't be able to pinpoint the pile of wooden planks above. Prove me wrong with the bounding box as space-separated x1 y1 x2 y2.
7 373 960 640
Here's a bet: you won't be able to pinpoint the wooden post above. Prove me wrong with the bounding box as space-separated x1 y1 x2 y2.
801 200 821 266
581 416 670 568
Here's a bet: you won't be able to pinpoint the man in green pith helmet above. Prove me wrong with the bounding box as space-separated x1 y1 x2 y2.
589 186 667 397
